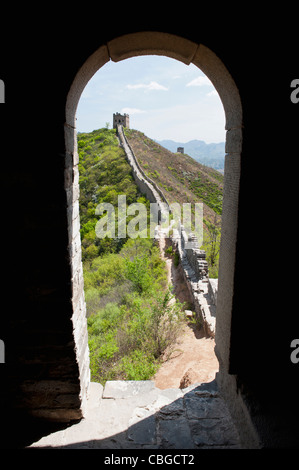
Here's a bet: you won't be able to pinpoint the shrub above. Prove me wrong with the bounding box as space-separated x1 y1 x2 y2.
87 286 185 384
124 255 152 294
174 252 180 267
120 350 159 380
165 246 173 255
78 139 86 148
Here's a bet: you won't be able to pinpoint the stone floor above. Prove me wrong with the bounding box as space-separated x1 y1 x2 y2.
29 380 241 449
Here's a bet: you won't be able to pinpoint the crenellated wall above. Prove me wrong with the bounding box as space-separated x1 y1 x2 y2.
172 224 216 337
117 124 216 336
117 125 170 223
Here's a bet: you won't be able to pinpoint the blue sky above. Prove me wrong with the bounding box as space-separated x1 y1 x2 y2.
76 55 226 143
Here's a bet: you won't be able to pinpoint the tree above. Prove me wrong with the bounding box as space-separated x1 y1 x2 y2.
124 255 152 293
204 215 221 277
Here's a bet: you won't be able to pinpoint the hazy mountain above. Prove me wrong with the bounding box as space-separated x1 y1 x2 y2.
157 139 225 171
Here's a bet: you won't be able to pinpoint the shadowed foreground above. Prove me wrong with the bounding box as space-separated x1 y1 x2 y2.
29 380 240 449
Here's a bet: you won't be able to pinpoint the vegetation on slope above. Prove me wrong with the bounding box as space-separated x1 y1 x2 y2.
78 127 140 261
78 125 223 384
87 239 185 383
78 127 185 384
124 128 223 277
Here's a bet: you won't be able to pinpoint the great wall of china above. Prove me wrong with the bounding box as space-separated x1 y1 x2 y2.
116 122 217 337
28 123 239 449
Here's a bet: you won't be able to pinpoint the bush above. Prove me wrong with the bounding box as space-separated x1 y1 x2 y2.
78 139 86 148
174 252 180 267
87 286 185 384
124 255 152 294
165 246 173 255
120 350 159 380
144 289 185 359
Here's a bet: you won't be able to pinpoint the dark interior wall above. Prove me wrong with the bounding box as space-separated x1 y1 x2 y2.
0 8 298 448
230 63 299 447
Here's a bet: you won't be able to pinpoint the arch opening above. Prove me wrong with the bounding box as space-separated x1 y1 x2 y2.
64 32 243 415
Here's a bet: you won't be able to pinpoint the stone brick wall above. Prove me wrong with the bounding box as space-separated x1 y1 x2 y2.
64 123 90 420
172 224 216 337
113 112 129 129
117 124 216 336
117 125 170 222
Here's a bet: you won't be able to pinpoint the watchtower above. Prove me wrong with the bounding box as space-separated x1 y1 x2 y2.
113 112 130 129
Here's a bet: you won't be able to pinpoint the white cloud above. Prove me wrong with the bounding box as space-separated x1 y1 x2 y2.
121 108 146 115
186 76 213 87
126 81 168 91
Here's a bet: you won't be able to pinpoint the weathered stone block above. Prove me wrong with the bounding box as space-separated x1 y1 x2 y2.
108 32 198 65
127 413 156 445
103 380 156 399
189 416 240 447
208 278 218 306
158 397 185 418
158 415 193 449
185 396 229 420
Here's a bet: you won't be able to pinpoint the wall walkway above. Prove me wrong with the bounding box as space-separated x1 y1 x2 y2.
29 380 240 448
117 125 169 223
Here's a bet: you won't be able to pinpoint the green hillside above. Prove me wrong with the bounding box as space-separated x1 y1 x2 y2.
78 127 141 261
124 128 223 276
157 138 225 171
124 128 223 220
77 126 223 384
78 127 185 385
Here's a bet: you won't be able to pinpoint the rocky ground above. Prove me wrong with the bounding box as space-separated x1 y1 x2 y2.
154 324 219 390
154 233 219 390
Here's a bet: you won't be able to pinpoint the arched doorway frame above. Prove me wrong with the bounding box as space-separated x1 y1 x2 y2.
64 32 243 414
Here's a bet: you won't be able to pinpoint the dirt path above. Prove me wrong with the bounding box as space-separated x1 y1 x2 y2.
153 233 219 389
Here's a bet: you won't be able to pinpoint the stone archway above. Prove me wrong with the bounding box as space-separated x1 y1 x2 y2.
64 32 243 416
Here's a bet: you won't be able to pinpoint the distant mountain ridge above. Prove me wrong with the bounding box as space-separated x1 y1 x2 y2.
157 139 225 171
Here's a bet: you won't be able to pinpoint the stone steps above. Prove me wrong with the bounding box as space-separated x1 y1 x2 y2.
29 380 241 449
